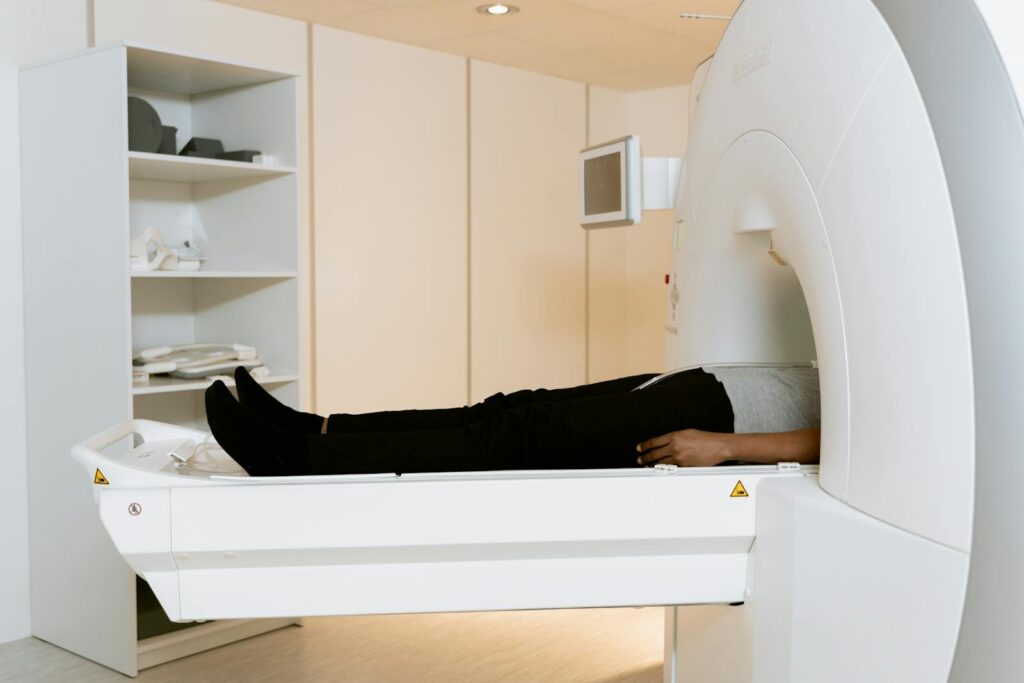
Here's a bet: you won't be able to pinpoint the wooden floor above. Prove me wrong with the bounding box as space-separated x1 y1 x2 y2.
0 608 664 682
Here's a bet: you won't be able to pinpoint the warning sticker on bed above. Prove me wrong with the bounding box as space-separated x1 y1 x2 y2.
730 480 748 498
94 469 110 485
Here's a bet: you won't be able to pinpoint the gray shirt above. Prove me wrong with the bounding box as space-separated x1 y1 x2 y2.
703 366 821 434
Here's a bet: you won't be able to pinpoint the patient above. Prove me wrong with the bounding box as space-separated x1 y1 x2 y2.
205 365 820 477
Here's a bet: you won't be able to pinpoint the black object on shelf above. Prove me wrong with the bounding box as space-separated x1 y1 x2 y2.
179 137 225 159
158 126 177 155
216 150 262 163
127 96 163 153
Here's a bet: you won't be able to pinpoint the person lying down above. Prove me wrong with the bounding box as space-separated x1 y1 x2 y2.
205 365 821 477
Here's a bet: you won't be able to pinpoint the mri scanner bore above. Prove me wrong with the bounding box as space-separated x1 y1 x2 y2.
203 364 821 476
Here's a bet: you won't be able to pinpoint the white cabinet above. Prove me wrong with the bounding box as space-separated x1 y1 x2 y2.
21 43 302 675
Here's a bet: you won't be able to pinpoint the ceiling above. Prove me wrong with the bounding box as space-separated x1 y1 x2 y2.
214 0 740 91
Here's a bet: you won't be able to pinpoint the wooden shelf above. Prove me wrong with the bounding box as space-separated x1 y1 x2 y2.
131 270 298 279
128 152 295 183
133 373 299 396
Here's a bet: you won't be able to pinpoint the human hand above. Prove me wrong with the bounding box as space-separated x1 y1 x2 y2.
636 429 735 467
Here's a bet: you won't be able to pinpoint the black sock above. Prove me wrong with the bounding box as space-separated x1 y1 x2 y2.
205 380 311 476
234 366 325 434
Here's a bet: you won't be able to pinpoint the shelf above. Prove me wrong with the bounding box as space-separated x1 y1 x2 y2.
133 373 299 396
128 152 296 183
131 270 298 279
126 43 297 96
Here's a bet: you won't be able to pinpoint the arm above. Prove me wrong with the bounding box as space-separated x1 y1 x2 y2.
636 428 820 467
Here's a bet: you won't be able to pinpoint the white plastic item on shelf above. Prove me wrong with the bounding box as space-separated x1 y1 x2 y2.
132 343 266 379
171 360 264 380
130 227 206 272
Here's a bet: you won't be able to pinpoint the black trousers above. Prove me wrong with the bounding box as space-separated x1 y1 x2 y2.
308 369 734 475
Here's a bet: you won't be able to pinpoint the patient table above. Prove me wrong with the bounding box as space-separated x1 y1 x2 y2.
74 419 810 621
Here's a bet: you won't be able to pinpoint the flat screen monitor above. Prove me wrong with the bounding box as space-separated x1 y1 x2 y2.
579 135 640 228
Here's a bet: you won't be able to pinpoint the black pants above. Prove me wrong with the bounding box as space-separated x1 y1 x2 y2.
309 369 734 475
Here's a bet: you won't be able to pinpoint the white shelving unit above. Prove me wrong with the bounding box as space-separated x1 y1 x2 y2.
21 42 303 676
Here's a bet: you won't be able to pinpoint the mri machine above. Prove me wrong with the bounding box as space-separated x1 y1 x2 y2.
73 0 1024 680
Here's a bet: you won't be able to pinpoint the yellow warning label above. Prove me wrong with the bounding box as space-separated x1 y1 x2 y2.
730 480 748 498
94 469 110 485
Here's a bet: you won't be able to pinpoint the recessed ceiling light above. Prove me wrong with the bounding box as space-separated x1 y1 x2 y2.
477 4 520 16
679 12 732 20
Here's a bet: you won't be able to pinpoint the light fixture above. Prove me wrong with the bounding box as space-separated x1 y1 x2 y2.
477 4 520 16
679 12 732 20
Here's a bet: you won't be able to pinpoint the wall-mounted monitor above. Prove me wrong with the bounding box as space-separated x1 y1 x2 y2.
579 135 641 228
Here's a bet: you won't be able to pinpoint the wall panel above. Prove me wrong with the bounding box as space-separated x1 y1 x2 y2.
470 62 586 400
584 85 690 380
623 86 689 375
93 0 307 74
313 27 468 413
587 86 630 382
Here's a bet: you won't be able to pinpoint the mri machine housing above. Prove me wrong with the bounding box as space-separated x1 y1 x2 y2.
67 0 1024 680
664 1 1024 681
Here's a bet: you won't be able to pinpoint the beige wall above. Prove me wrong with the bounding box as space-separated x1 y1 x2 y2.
587 86 630 382
588 85 690 381
309 38 593 411
622 85 690 376
94 0 307 72
470 62 587 400
312 27 468 413
308 31 687 407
